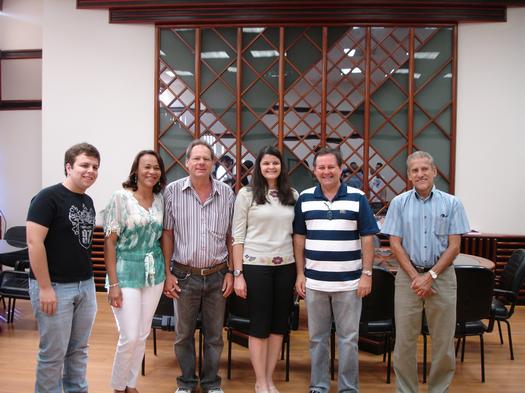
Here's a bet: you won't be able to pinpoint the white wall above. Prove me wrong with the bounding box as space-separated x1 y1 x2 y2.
0 0 42 229
456 7 525 234
0 111 42 228
42 0 155 222
0 0 42 49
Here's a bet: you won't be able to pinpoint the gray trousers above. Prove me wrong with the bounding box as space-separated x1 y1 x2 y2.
173 266 227 393
393 266 457 393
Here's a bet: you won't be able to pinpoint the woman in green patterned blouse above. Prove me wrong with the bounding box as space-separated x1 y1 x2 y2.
104 150 167 393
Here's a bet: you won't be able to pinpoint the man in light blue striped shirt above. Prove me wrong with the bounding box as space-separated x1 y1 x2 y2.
293 147 379 393
382 151 470 393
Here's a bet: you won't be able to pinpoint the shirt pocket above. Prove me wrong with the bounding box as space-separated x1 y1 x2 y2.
434 214 449 236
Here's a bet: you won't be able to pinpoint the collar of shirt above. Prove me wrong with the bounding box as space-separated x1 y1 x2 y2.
313 182 348 201
181 176 222 197
412 185 436 202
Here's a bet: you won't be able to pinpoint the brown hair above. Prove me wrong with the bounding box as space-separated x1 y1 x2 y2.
64 143 100 176
313 147 343 168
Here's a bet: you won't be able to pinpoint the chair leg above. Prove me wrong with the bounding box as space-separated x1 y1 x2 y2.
9 298 17 323
455 337 460 357
480 335 485 383
386 335 391 384
330 329 335 381
504 320 514 360
227 329 232 380
153 328 158 356
382 335 387 363
285 334 290 382
198 329 203 376
422 334 427 384
497 320 504 344
141 354 145 376
461 337 466 363
7 298 14 323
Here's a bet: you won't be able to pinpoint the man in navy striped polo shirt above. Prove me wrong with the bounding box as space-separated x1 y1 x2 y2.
293 147 379 393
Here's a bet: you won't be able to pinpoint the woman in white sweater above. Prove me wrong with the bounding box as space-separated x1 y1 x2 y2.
232 146 298 393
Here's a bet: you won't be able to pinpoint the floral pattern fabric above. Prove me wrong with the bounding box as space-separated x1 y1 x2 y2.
103 189 165 288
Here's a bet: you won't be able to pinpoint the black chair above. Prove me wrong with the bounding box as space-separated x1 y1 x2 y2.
0 270 30 323
330 267 395 383
4 226 27 244
0 226 29 269
225 293 300 381
142 294 203 376
422 265 495 383
491 249 525 360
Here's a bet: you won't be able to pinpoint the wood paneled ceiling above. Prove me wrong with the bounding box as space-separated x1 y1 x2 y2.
77 0 525 25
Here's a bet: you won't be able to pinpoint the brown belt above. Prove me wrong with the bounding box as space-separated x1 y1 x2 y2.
172 261 227 277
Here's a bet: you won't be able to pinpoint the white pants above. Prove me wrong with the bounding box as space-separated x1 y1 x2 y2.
110 283 164 390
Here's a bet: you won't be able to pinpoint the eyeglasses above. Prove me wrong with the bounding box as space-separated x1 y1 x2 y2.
323 202 333 220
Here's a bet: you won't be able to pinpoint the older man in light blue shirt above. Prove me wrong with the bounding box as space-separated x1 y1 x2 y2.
382 151 470 393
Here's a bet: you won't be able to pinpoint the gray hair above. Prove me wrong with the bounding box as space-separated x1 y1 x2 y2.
406 151 435 171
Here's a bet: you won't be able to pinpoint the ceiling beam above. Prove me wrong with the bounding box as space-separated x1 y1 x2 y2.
76 0 525 24
77 0 525 8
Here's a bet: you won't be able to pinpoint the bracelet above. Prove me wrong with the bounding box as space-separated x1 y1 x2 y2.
108 282 119 288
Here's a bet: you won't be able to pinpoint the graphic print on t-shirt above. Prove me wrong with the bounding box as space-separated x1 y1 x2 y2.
69 204 96 249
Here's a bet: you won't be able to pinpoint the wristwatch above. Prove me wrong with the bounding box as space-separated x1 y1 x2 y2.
428 269 438 280
233 269 243 277
361 269 373 277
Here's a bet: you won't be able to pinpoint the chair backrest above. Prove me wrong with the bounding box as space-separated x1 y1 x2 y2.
455 265 494 323
0 270 30 297
499 249 525 294
361 266 395 322
227 293 251 319
4 226 27 244
155 293 175 316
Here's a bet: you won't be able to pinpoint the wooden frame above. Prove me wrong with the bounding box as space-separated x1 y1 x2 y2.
0 49 42 111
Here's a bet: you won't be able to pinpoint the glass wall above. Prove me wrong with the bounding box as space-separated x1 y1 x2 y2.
157 25 455 211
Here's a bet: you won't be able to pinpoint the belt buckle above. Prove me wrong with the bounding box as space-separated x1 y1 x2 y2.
200 268 209 276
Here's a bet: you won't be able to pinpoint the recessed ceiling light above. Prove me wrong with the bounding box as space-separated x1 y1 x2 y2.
201 51 230 59
414 51 440 59
242 27 265 33
174 70 194 76
344 48 357 57
250 50 279 58
341 67 362 75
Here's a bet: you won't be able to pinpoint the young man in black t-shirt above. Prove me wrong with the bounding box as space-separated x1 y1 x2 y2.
27 142 100 393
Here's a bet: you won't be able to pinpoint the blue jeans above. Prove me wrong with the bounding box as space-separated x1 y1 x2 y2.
306 288 362 393
29 278 97 393
172 266 227 393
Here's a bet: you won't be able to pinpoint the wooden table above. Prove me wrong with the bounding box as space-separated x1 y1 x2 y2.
374 247 495 273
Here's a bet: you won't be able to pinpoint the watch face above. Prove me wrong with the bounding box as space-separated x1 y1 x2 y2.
233 269 242 277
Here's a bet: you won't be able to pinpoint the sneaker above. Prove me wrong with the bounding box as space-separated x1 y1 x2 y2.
207 389 224 393
175 389 192 393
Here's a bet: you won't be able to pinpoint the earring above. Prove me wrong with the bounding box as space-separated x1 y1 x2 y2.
132 174 137 183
